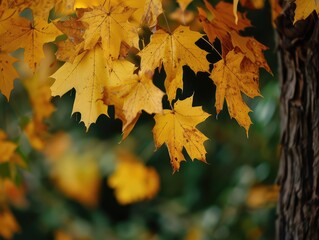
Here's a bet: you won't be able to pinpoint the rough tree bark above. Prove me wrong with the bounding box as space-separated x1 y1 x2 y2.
276 1 319 239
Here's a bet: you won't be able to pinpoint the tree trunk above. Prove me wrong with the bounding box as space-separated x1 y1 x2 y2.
276 1 319 239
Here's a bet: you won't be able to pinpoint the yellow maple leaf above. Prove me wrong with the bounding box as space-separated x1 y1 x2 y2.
138 26 209 101
153 96 210 172
108 151 160 205
0 14 61 71
294 0 319 23
0 52 18 100
0 209 20 240
108 71 164 129
50 152 101 207
211 50 261 134
51 45 136 130
80 1 138 59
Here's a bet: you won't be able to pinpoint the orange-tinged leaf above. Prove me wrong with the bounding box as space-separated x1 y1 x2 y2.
294 0 319 23
51 45 136 130
0 52 18 100
55 40 84 63
199 1 251 56
230 31 272 73
108 151 160 205
138 26 209 101
80 2 138 59
109 71 164 129
153 96 210 172
54 230 73 240
54 18 85 45
0 14 61 71
24 120 48 150
0 209 20 240
0 179 27 208
240 0 264 9
210 50 260 134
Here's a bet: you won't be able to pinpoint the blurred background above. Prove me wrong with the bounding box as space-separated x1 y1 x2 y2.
0 0 279 239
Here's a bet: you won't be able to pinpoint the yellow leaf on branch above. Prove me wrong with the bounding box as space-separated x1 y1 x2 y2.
0 14 61 71
211 50 261 134
138 26 209 101
80 1 138 59
153 96 210 172
108 70 164 130
51 45 137 130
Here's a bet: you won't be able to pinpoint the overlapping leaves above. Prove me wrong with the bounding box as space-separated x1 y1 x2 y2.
0 0 272 171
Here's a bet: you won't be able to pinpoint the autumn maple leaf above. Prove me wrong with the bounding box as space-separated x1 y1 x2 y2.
153 96 210 172
138 25 209 101
0 14 61 71
108 71 164 129
51 45 137 130
80 0 139 59
211 50 262 134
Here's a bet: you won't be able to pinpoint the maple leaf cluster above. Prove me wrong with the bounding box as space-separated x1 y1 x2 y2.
0 0 272 172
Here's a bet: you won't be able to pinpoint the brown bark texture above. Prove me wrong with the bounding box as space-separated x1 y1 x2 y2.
276 1 319 239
